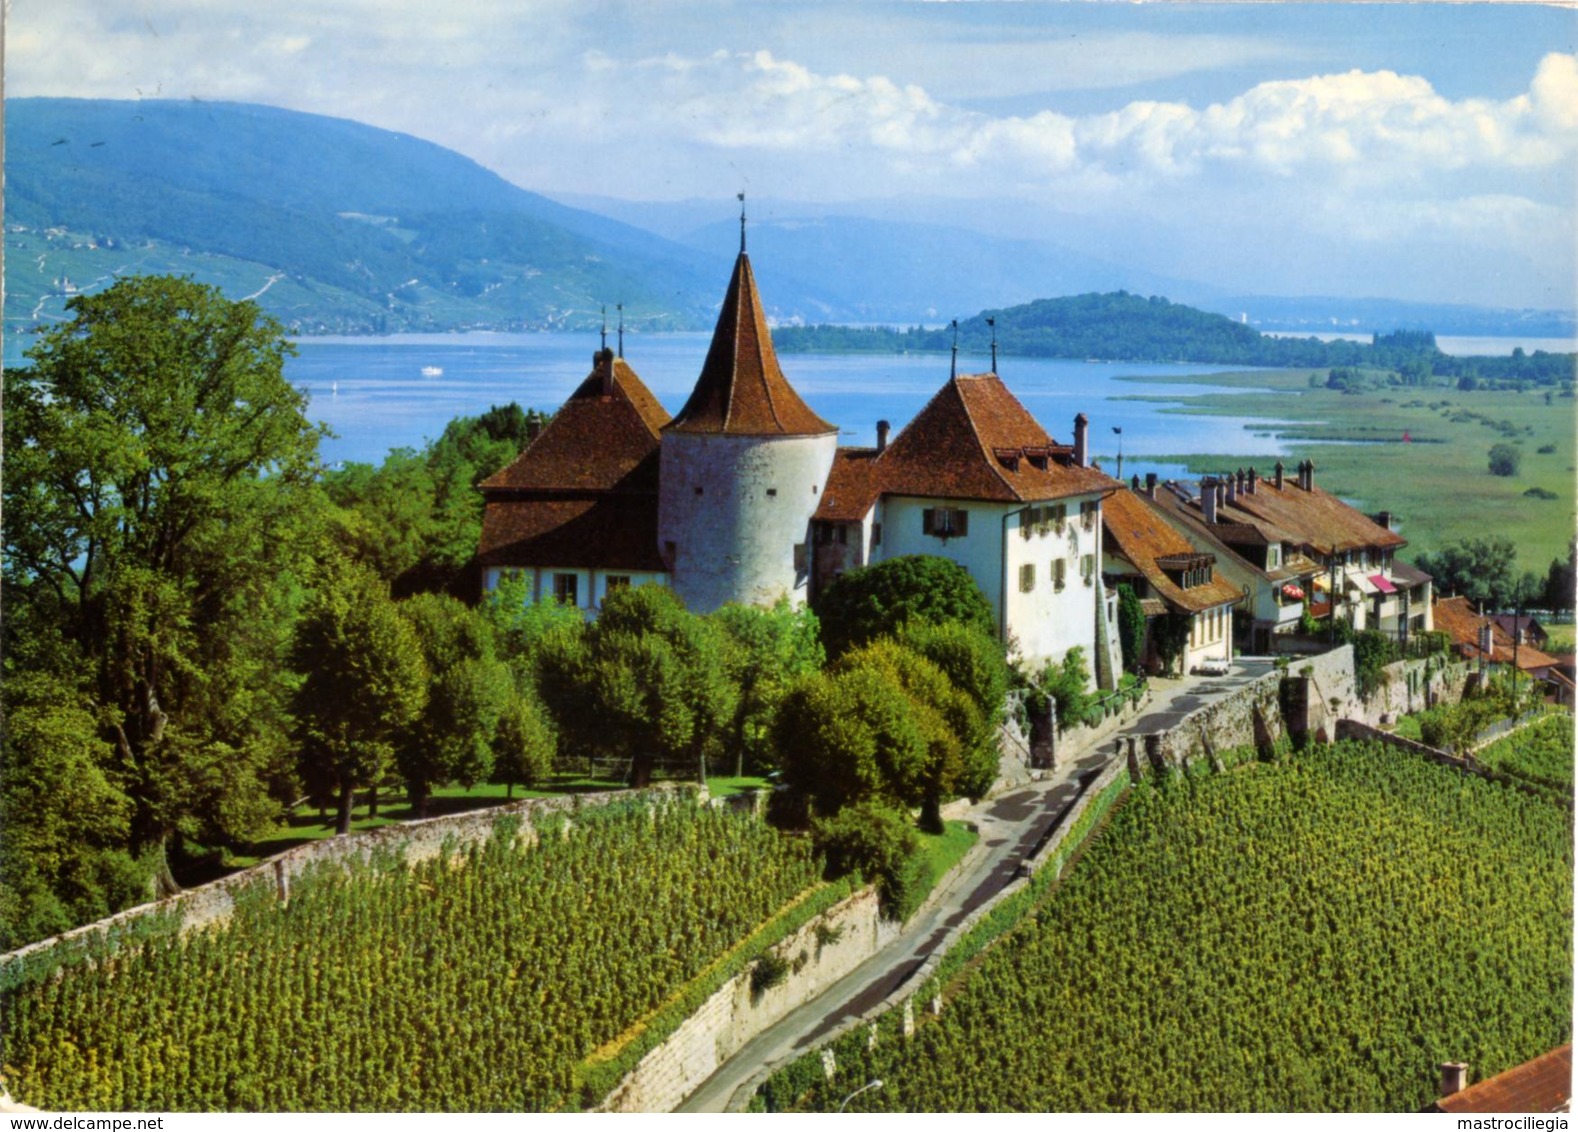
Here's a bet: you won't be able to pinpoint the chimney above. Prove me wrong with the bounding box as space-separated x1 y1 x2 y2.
1274 461 1285 490
1247 466 1258 494
1304 459 1315 491
1200 477 1218 524
1216 481 1227 510
1145 472 1158 499
876 419 891 454
1236 468 1246 495
595 348 615 396
1131 474 1141 492
1073 413 1089 468
1226 475 1238 505
1439 1063 1469 1098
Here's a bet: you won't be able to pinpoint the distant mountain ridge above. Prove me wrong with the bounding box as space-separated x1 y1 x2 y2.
6 98 737 334
9 98 1572 341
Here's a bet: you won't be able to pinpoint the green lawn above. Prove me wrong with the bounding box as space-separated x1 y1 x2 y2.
706 774 773 797
911 820 980 899
1115 368 1577 568
1543 623 1576 653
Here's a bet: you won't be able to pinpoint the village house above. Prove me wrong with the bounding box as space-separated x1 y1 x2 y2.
477 239 1123 680
1145 462 1430 652
1100 483 1243 675
1431 595 1563 685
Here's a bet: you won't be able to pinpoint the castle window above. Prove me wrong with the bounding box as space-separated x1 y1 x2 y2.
1019 563 1036 593
663 541 677 568
606 575 631 594
1079 500 1098 531
766 488 777 497
1081 554 1095 585
871 523 882 549
694 486 704 496
1053 559 1066 591
553 573 579 606
923 508 969 539
837 525 848 546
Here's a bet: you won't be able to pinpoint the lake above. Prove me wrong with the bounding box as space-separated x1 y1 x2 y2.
285 331 1295 479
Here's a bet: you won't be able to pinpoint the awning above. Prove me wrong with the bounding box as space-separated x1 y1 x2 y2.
1281 584 1305 601
1347 573 1378 596
1370 573 1398 594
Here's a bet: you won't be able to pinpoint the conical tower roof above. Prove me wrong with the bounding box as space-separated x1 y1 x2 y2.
666 253 835 437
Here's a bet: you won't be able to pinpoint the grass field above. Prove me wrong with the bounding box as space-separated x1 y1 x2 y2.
1115 368 1576 568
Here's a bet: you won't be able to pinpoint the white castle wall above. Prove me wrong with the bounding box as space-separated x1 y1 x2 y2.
658 431 837 613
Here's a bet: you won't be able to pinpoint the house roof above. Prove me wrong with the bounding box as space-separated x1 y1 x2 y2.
1489 614 1548 644
477 349 669 574
854 372 1119 506
479 350 668 494
1391 559 1433 587
1102 487 1244 615
477 494 666 572
1433 1045 1572 1114
1149 483 1314 584
665 252 835 437
1227 474 1406 557
1432 596 1561 670
819 447 883 522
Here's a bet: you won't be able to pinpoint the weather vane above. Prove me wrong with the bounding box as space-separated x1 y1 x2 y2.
738 191 747 254
950 319 959 379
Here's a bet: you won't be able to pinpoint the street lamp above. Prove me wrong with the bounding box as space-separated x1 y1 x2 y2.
838 1079 884 1111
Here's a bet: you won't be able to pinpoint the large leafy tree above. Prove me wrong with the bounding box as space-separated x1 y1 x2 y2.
1415 536 1523 611
3 276 325 890
396 593 513 817
711 599 826 776
290 557 429 834
535 586 739 786
814 554 995 660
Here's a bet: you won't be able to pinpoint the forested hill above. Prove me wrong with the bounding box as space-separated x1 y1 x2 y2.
775 292 1577 379
6 98 734 335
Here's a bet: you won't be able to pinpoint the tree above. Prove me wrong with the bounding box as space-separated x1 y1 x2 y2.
3 275 325 889
772 666 928 818
396 594 513 817
1488 443 1522 477
291 558 429 834
1415 537 1520 610
1542 539 1577 613
1034 646 1101 729
814 554 995 659
1115 584 1148 673
893 620 1007 800
712 599 826 776
490 683 556 797
535 586 739 786
835 640 979 830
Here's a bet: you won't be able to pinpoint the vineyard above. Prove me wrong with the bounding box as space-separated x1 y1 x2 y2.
757 740 1573 1112
0 800 826 1111
1475 713 1574 796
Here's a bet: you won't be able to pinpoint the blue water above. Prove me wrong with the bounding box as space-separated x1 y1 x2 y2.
282 331 1294 472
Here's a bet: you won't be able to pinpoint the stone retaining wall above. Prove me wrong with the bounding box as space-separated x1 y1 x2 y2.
733 756 1134 1111
1335 719 1571 807
0 784 698 971
593 885 897 1113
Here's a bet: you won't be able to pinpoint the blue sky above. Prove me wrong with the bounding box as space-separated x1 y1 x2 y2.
10 1 1578 308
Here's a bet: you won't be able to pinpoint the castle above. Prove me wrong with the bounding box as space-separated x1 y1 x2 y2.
477 241 1125 680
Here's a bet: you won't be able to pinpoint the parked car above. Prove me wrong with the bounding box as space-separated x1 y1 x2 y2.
1194 657 1232 676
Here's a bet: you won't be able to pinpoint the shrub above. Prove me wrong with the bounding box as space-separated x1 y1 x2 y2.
815 555 994 659
1488 443 1521 477
811 800 921 919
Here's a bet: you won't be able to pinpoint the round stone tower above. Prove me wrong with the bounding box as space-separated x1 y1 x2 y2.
657 250 838 612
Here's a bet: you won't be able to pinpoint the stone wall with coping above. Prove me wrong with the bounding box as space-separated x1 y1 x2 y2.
733 755 1134 1111
593 885 897 1113
0 785 699 971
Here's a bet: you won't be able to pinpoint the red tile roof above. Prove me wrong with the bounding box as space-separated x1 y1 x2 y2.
665 253 835 437
1149 483 1316 584
478 350 669 573
477 494 666 572
1102 487 1245 614
480 350 668 493
1432 596 1562 670
1434 1045 1572 1113
1227 475 1406 557
871 373 1119 505
819 447 883 522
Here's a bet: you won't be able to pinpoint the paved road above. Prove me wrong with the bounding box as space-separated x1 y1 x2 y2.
677 665 1268 1112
